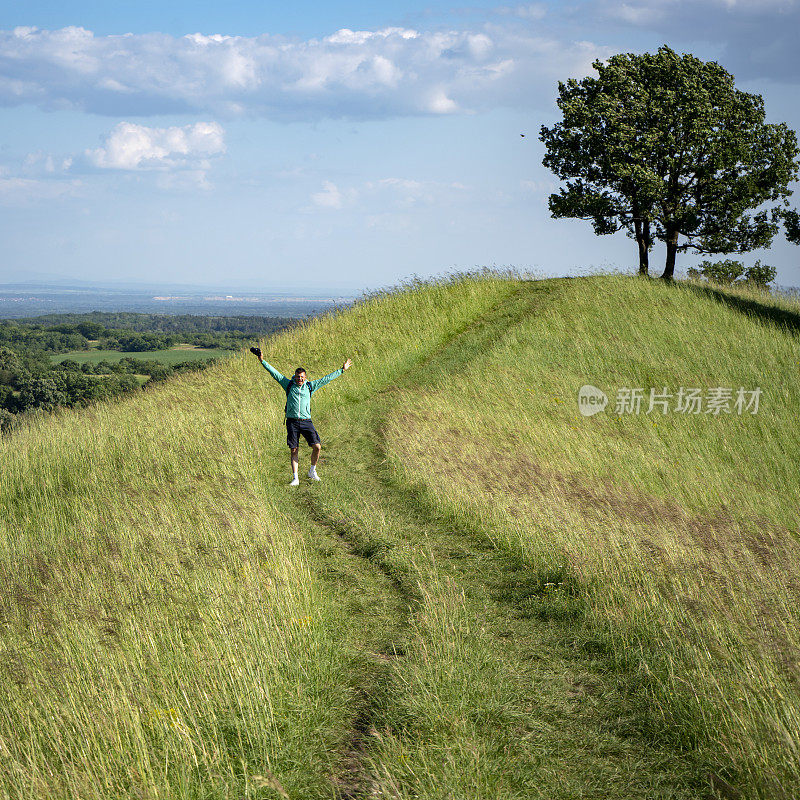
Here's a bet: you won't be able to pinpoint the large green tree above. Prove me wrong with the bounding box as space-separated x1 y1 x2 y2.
539 46 799 279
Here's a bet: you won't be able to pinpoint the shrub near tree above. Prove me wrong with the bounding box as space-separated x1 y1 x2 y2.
687 259 777 288
743 260 778 288
540 45 800 279
687 259 745 285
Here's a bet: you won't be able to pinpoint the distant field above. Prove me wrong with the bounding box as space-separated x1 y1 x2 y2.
50 345 233 365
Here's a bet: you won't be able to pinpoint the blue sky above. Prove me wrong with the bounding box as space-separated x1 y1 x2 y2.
1 0 799 292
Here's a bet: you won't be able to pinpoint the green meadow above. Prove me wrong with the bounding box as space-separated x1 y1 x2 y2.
50 346 232 365
1 272 798 799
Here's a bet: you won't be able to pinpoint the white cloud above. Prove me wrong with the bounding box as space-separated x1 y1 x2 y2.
596 0 800 81
428 88 459 114
0 147 78 204
371 177 464 208
602 0 796 19
0 175 81 205
0 121 224 201
611 3 667 24
0 24 608 119
155 169 213 192
312 176 470 213
19 151 73 174
311 180 346 209
520 179 557 193
369 177 432 208
86 121 225 170
366 213 413 232
495 4 548 20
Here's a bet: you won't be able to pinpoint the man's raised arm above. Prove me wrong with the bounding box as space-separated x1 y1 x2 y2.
250 346 291 389
309 358 352 393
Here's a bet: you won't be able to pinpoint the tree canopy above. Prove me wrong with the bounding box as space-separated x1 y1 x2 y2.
539 46 800 279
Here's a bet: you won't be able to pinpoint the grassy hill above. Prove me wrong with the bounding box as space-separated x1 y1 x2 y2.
1 271 798 800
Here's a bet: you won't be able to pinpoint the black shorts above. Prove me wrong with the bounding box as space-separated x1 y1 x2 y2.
286 418 321 448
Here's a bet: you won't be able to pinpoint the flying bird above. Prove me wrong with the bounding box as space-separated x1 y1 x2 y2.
520 133 526 137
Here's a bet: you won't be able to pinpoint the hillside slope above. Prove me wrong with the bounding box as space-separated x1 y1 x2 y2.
1 273 798 800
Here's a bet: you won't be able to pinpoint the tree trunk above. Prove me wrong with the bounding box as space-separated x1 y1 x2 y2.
633 217 650 275
634 218 649 275
661 229 678 280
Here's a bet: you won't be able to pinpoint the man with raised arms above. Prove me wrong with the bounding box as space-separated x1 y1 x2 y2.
251 346 352 485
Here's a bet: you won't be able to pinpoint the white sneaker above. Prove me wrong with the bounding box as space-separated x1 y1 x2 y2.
289 476 300 486
308 468 321 481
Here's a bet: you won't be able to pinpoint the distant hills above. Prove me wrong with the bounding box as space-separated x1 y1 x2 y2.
0 278 358 318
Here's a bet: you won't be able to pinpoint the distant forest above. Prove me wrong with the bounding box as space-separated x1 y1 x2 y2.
2 312 298 353
0 312 301 433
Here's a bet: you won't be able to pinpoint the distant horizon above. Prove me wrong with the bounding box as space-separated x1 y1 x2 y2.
0 272 363 297
3 270 798 293
0 277 355 319
2 272 799 320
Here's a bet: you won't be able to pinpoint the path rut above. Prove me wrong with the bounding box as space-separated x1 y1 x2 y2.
289 281 703 799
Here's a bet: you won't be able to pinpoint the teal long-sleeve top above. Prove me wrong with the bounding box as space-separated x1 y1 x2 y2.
260 360 343 419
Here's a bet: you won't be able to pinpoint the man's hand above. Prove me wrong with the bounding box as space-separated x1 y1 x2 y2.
343 358 352 371
250 347 262 359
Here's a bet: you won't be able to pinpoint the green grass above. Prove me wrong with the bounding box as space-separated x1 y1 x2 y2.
1 270 798 799
50 346 232 365
382 275 800 798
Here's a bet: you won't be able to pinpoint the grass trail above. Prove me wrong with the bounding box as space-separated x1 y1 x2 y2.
0 271 516 800
294 280 703 798
382 275 800 799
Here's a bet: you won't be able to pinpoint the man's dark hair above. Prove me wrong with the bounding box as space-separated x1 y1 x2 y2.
294 367 307 375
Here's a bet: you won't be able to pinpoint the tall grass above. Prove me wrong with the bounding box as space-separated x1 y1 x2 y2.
384 274 800 798
299 277 703 799
0 377 349 799
4 269 797 798
0 269 514 799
